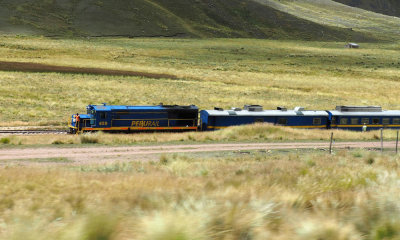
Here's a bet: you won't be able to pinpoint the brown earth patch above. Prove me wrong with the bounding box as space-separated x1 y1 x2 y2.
0 61 177 79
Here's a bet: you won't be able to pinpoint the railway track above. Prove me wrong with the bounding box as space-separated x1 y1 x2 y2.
0 130 68 135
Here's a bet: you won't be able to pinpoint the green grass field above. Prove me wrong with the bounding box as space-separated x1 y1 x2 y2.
0 37 399 125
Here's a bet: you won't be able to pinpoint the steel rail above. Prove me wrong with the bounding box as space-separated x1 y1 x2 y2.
0 130 68 135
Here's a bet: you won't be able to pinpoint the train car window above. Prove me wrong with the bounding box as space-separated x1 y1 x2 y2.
361 118 369 124
351 118 359 125
372 118 380 124
382 118 390 125
255 118 264 123
393 118 400 125
100 112 107 119
313 118 321 125
331 117 336 124
278 118 288 125
340 118 348 125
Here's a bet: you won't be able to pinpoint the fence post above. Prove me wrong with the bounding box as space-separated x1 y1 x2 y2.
396 130 399 154
329 132 333 154
380 128 383 153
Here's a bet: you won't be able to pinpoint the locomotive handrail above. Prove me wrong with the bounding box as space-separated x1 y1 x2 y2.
79 119 91 133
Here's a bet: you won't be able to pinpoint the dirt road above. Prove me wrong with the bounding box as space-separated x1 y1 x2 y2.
0 141 394 163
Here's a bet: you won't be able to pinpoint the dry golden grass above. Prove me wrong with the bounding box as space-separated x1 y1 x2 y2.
1 123 397 146
0 149 399 239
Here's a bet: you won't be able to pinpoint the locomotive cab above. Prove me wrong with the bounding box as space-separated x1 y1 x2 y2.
68 114 91 134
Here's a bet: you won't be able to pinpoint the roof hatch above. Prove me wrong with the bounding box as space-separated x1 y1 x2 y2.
335 106 382 112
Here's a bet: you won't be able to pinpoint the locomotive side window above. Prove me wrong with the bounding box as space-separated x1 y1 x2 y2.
351 118 359 125
313 118 321 125
278 118 288 125
100 112 107 119
340 118 348 125
361 118 369 124
331 117 336 124
372 118 380 124
382 118 390 125
393 118 400 125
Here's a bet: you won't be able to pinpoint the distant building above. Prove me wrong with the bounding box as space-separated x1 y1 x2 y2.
346 43 359 49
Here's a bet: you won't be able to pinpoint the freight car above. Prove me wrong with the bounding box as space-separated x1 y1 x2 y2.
68 103 198 134
69 104 400 133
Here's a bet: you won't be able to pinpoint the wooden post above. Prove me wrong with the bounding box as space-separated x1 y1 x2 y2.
380 128 383 153
396 130 399 154
329 132 333 154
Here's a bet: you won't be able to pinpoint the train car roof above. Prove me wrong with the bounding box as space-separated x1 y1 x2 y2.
88 104 198 111
329 110 400 116
72 114 90 119
201 109 329 117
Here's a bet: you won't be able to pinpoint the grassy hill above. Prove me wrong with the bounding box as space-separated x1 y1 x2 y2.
256 0 400 41
333 0 400 17
0 0 370 41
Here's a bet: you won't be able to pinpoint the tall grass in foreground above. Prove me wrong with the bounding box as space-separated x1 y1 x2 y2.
3 123 399 146
0 150 400 239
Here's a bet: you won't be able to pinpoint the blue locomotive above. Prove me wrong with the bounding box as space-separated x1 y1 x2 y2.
69 104 400 133
69 103 198 134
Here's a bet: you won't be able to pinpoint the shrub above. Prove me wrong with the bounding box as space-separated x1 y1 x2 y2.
0 137 10 144
82 214 119 240
160 154 169 165
52 140 64 145
80 134 100 144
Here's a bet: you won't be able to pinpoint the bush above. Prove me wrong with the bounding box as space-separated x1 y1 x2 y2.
83 214 119 240
80 134 100 144
0 137 10 144
52 140 64 145
160 154 169 165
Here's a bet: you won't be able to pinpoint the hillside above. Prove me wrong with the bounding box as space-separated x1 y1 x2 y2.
0 0 369 41
256 0 400 41
333 0 400 17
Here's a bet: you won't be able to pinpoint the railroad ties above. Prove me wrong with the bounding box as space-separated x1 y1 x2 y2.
0 130 68 135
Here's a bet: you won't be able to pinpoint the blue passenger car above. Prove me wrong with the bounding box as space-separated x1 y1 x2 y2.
329 106 400 131
200 105 329 130
69 103 198 133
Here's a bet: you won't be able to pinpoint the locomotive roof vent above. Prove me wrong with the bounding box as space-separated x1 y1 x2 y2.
228 110 237 116
336 106 382 112
294 106 305 115
214 107 224 111
232 107 242 111
277 106 287 111
244 105 263 112
294 106 305 112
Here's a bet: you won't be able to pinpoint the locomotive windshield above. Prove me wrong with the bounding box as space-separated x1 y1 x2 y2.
87 110 95 115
